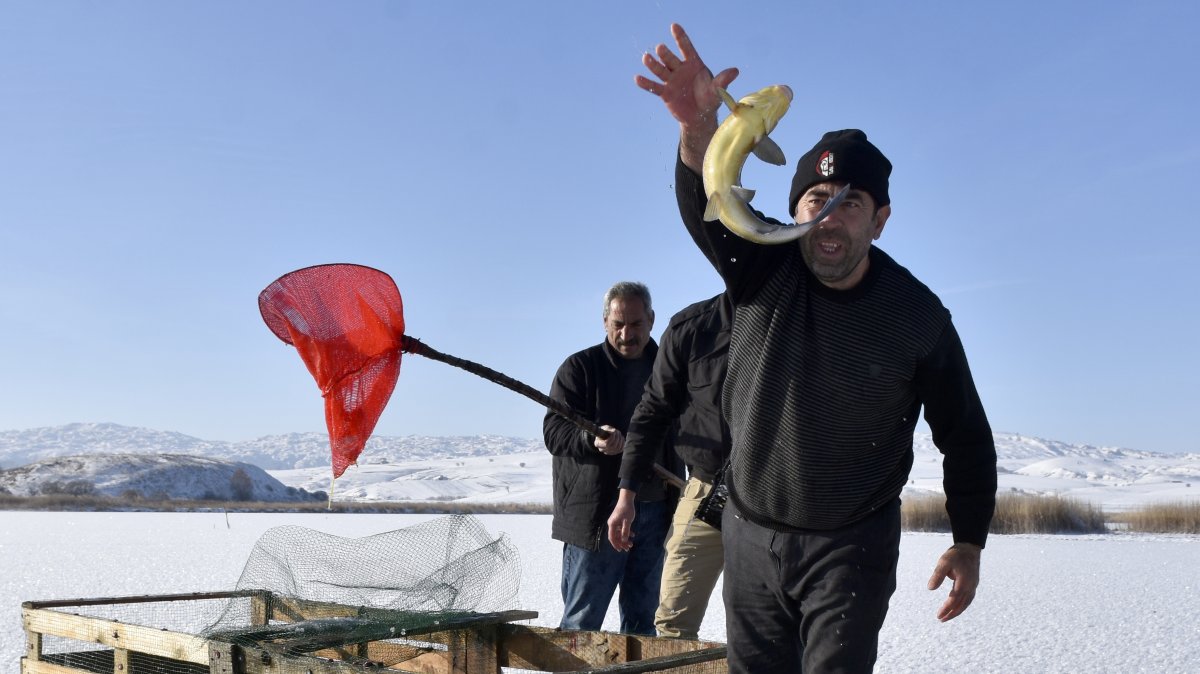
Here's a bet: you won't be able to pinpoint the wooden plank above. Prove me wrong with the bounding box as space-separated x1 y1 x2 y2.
22 608 209 665
498 627 612 670
581 646 727 673
437 625 500 674
618 635 724 661
269 595 363 622
209 641 240 674
496 625 725 672
20 658 86 674
250 592 272 626
609 633 632 665
391 652 450 674
22 591 255 611
329 638 443 671
230 643 421 674
24 629 42 663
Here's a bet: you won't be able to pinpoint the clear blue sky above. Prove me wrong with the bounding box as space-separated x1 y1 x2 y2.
2 1 1197 454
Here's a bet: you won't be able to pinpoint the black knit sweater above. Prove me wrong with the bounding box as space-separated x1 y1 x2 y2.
676 157 997 546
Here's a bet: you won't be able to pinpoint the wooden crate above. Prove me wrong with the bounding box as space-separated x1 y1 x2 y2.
22 591 727 673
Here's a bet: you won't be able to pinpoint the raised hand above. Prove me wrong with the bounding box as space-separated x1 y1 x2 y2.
635 23 739 171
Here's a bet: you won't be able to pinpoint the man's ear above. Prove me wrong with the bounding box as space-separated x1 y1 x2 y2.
872 205 892 240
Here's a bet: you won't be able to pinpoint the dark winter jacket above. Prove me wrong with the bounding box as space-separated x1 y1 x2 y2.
544 339 669 550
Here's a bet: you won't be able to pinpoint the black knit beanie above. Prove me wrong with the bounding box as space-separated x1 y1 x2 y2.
787 129 892 216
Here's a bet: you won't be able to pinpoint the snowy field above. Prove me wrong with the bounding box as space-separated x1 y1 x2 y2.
2 511 1197 673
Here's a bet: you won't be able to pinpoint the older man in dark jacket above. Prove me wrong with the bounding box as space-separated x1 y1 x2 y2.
544 281 676 635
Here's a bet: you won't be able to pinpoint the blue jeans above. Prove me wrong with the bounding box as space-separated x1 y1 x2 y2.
559 499 670 635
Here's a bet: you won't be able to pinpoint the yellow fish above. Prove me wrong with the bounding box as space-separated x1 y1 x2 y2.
702 85 847 244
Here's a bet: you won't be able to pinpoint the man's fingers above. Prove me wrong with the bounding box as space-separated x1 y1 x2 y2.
634 75 663 96
641 52 670 81
606 516 625 549
927 568 947 590
671 23 698 60
933 576 962 621
937 587 976 622
936 598 959 622
713 67 740 90
655 43 682 71
609 519 632 551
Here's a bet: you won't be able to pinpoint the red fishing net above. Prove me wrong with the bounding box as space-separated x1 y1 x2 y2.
259 264 405 478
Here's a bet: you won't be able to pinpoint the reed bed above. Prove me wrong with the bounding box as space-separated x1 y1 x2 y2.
1110 501 1200 534
903 492 1107 534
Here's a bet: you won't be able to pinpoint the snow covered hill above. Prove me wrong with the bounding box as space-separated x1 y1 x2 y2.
271 449 552 504
0 422 545 470
0 423 1197 508
0 452 317 502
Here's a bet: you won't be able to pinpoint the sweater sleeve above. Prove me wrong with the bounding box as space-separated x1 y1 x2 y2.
674 154 788 304
915 321 998 547
543 354 595 459
619 322 689 491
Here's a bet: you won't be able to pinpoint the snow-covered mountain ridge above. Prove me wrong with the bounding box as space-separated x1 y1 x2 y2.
1 423 1197 508
0 422 544 471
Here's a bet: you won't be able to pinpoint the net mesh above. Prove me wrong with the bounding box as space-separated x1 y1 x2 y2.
23 515 726 672
258 263 405 478
210 515 522 624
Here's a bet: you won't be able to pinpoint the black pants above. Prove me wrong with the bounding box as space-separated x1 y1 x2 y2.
722 498 901 673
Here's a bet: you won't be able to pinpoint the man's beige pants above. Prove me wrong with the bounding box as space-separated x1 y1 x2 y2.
655 476 725 639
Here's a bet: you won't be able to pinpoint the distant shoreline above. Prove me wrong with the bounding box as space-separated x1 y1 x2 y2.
0 495 552 515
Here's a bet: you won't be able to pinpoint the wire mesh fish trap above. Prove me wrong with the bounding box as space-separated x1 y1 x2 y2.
21 514 726 673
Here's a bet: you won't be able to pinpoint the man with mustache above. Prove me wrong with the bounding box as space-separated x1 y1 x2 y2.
544 281 677 635
636 24 998 673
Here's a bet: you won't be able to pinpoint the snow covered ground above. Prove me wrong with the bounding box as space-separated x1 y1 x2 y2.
2 511 1197 673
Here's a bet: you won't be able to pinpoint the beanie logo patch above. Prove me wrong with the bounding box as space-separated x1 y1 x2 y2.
817 150 836 177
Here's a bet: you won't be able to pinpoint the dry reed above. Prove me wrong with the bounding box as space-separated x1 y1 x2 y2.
1111 501 1200 534
903 492 1107 534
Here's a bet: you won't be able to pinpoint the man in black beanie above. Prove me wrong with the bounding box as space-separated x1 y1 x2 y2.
634 23 997 674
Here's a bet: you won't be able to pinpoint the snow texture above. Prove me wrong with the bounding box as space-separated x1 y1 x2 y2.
1 512 1196 673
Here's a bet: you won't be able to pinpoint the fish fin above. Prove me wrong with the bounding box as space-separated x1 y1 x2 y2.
704 192 723 221
732 185 756 202
717 88 739 113
752 136 787 166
